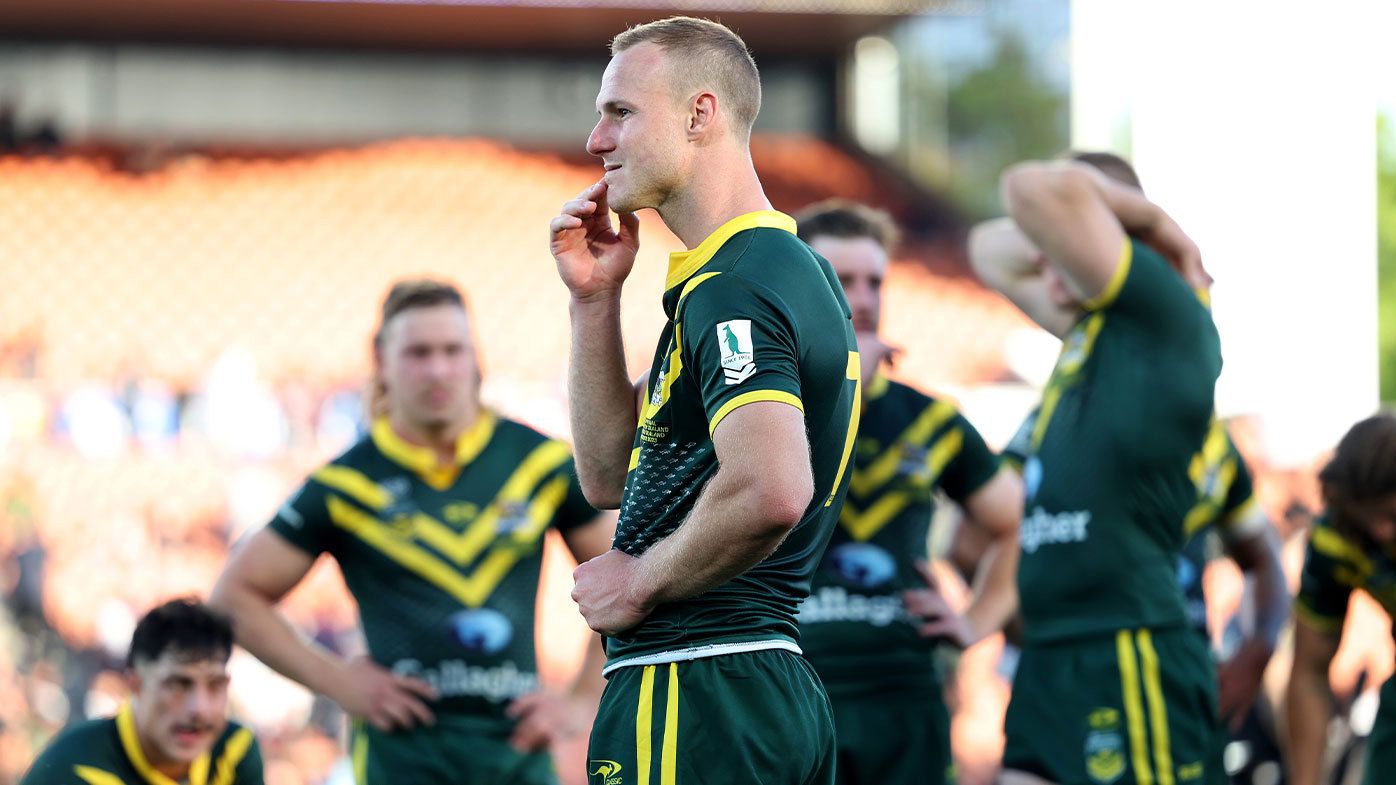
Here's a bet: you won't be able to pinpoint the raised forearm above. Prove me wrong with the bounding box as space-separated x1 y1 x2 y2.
568 294 638 508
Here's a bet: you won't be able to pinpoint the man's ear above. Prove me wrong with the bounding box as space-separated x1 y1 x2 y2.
688 91 719 139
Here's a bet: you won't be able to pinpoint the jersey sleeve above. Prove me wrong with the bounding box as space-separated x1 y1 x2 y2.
1083 238 1205 329
1216 437 1262 536
551 459 601 534
937 411 1001 504
679 274 804 437
266 475 336 556
1000 408 1038 472
1294 524 1358 636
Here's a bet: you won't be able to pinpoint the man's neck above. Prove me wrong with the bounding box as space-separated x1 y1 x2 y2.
390 406 479 466
660 151 772 249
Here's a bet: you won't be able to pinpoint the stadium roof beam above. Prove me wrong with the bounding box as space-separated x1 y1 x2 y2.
0 0 971 57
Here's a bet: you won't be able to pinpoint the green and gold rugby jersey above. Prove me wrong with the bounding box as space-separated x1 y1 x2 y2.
21 703 261 785
1296 515 1396 642
607 210 860 670
268 413 597 726
799 375 999 694
1177 421 1261 637
1016 238 1221 643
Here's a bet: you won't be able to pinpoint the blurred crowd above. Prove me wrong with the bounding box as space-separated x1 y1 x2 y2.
0 329 364 785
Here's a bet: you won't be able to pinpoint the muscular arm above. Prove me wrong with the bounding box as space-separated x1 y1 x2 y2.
1286 620 1341 785
967 217 1077 339
958 468 1023 642
1000 162 1132 302
1000 160 1208 301
210 529 435 731
567 295 643 508
209 530 342 696
631 401 813 606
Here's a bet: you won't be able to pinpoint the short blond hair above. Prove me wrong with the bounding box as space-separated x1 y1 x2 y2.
611 16 762 139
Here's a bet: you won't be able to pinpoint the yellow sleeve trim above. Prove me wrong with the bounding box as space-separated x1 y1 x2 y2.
1218 496 1260 530
1293 596 1344 635
708 390 804 437
1082 237 1133 312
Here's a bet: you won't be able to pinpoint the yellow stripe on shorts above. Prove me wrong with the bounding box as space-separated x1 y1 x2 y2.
636 665 657 785
662 662 680 785
1137 630 1175 785
1116 630 1154 785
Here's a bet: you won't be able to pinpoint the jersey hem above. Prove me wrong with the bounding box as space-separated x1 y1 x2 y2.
602 638 802 676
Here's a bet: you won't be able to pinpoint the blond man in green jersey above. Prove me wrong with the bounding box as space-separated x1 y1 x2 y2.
549 17 859 785
211 281 613 784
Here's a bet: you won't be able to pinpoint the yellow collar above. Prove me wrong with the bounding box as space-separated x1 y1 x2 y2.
665 210 797 291
117 703 210 785
371 413 496 489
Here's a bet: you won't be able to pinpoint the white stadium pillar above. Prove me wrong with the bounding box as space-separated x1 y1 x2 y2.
1071 0 1380 466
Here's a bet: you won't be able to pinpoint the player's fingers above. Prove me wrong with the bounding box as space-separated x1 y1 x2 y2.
367 712 395 733
574 181 605 201
509 712 553 752
901 590 947 617
395 674 439 701
913 560 939 589
376 699 414 731
916 620 955 639
393 689 436 727
550 214 584 234
506 692 544 719
560 199 599 218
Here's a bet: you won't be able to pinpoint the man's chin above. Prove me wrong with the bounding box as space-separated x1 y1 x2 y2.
162 734 214 761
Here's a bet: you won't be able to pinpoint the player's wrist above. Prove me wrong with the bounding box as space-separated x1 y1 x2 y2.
569 288 624 308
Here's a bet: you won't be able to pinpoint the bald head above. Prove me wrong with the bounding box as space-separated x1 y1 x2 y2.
611 16 762 140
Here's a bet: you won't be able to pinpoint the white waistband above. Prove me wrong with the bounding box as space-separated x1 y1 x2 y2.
601 639 802 676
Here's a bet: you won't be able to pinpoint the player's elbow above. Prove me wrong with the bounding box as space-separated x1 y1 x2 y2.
966 221 1001 286
574 463 626 510
751 472 814 532
206 571 247 620
577 477 625 511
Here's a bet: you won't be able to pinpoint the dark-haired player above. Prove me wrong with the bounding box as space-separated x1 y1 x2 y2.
21 598 263 785
1288 413 1396 785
